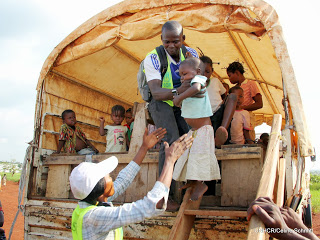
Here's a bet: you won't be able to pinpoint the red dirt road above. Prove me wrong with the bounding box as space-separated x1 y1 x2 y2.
1 181 320 239
0 181 24 240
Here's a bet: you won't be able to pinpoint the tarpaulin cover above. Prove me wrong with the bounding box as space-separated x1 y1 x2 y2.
35 0 314 156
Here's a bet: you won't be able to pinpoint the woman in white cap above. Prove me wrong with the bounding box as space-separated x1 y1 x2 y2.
70 127 193 240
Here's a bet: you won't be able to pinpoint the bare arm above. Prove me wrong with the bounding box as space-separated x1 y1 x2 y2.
148 79 193 101
158 134 193 188
99 117 106 136
244 129 254 144
242 93 263 111
57 140 65 154
173 82 201 107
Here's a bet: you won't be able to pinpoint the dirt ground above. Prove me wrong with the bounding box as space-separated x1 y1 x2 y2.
1 181 320 240
0 181 24 240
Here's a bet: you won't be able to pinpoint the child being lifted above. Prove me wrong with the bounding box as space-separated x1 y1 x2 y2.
172 57 221 201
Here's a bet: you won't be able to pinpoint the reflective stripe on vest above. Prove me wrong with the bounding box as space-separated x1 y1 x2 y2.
71 205 123 240
146 48 186 106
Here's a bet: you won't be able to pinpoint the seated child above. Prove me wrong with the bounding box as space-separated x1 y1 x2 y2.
200 55 237 148
172 57 221 201
229 86 254 144
99 105 128 152
57 109 99 155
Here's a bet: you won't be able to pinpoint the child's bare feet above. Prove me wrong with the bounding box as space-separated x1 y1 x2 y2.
179 181 196 191
166 198 180 212
190 181 208 201
215 126 228 148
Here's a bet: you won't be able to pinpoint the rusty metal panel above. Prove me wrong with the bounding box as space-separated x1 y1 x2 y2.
28 226 72 240
24 200 249 240
24 200 76 240
123 214 249 240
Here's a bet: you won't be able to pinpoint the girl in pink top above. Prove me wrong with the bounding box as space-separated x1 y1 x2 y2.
226 61 263 111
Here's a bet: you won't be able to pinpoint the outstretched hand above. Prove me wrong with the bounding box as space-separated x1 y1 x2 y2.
247 197 292 239
164 134 193 164
141 127 167 150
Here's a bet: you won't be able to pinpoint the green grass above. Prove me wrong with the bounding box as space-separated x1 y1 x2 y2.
310 174 320 213
0 172 21 182
311 189 320 213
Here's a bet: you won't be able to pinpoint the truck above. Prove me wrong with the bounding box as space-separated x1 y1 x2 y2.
17 0 315 239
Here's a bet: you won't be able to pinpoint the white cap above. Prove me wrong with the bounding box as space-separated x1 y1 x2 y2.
69 156 118 200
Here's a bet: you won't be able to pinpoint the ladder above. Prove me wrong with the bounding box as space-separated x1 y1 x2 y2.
168 187 247 240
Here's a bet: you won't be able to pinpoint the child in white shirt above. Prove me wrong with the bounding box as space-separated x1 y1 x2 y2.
99 105 128 152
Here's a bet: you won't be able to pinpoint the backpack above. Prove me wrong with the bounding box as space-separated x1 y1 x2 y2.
137 45 188 102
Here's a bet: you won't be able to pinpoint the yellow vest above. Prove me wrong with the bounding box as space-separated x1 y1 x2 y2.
146 48 186 106
71 205 123 240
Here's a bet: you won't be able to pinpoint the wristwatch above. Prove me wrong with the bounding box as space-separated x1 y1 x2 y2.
172 88 178 96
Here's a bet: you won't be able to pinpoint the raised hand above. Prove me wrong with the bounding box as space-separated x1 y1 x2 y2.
142 127 167 150
164 134 193 164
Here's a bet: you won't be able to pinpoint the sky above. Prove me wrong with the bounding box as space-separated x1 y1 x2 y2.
0 0 319 169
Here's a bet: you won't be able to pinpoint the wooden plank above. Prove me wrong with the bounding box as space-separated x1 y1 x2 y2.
43 152 159 165
184 210 247 217
25 199 77 208
168 188 202 240
43 147 262 164
26 206 74 217
276 158 286 206
123 213 248 240
200 196 221 207
215 147 262 160
128 102 147 154
247 114 282 240
28 228 72 240
221 157 263 207
45 165 71 198
282 128 294 198
221 144 260 149
27 214 71 230
124 164 149 202
147 162 158 192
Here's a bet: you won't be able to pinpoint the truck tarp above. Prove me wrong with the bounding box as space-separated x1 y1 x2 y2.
35 0 314 156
